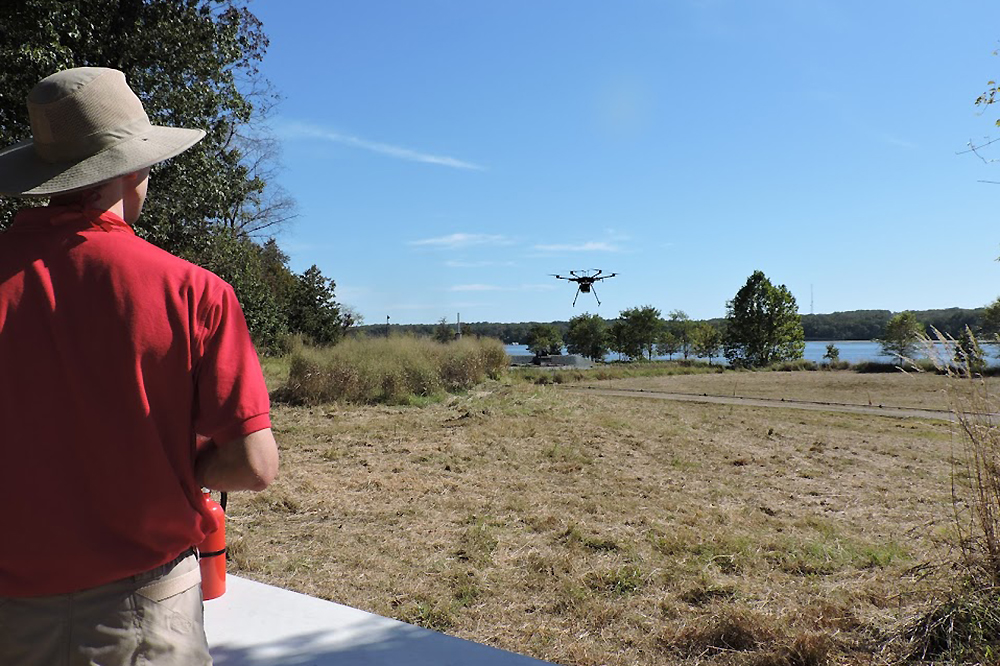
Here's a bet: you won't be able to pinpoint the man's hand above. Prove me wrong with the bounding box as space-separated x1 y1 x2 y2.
195 428 278 491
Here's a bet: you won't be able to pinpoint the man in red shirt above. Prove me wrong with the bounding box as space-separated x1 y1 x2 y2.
0 68 279 664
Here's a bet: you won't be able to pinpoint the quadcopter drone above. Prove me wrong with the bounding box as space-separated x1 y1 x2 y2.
552 269 618 306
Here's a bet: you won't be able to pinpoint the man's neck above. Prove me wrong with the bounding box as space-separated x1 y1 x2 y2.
48 179 125 219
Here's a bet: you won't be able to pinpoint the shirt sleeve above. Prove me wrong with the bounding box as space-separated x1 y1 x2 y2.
192 280 271 444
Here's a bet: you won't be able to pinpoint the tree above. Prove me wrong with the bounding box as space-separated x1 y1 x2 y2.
433 317 457 343
0 1 327 351
607 319 639 361
618 306 663 360
877 311 923 362
723 270 805 368
667 310 695 359
954 326 986 375
0 1 280 240
565 313 609 362
526 324 563 357
178 226 286 351
690 322 722 364
286 265 347 346
982 297 1000 349
823 343 840 364
656 330 681 360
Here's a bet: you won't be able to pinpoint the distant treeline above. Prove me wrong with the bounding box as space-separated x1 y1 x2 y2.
799 307 984 340
355 307 987 343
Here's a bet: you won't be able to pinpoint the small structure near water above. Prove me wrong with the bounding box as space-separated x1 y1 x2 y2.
509 353 593 369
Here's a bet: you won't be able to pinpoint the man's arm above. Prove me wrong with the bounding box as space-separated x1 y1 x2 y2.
194 428 279 492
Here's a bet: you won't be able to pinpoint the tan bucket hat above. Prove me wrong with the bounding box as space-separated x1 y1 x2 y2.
0 67 205 196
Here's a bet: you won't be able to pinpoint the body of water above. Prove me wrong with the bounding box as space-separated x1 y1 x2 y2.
504 340 995 366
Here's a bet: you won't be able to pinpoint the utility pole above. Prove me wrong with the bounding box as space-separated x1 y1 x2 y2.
386 314 390 338
456 312 461 340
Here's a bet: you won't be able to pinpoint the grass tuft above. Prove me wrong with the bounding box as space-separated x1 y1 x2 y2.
584 565 644 596
892 590 1000 662
671 607 777 656
749 632 834 666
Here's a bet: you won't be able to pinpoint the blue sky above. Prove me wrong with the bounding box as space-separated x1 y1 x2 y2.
250 0 1000 326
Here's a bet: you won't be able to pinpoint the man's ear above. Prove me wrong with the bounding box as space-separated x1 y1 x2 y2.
124 167 151 183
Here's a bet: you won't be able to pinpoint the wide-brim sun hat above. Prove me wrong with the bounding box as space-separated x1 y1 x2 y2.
0 67 205 197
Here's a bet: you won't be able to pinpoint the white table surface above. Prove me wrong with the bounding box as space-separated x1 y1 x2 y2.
204 575 555 666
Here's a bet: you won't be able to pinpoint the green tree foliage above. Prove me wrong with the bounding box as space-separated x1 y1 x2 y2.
982 298 1000 338
525 324 563 357
798 310 893 340
565 313 609 362
618 306 663 360
723 270 805 368
0 1 355 351
287 265 349 346
656 330 681 360
954 326 986 375
433 317 457 343
799 308 982 340
0 0 277 238
877 311 924 361
607 319 637 361
258 239 298 309
667 310 694 359
690 322 722 364
177 226 285 350
823 343 840 363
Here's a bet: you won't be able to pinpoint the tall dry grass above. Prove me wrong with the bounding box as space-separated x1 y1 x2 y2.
886 328 1000 662
922 328 1000 584
277 335 508 405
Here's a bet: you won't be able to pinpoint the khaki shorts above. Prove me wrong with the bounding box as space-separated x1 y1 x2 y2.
0 550 211 666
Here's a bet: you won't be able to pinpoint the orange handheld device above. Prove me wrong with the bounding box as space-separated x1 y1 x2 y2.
198 491 227 600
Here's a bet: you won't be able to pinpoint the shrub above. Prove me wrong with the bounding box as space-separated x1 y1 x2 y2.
278 336 507 405
770 359 818 372
854 359 936 374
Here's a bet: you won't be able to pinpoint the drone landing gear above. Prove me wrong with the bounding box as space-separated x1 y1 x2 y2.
572 286 600 307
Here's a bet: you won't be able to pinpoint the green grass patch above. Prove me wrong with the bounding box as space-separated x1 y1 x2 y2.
584 565 645 595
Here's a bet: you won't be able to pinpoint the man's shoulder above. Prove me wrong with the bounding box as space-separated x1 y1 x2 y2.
96 232 233 293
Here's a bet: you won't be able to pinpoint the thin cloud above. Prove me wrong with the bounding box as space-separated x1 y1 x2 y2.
449 284 504 292
449 283 556 292
278 121 484 170
410 233 512 249
878 133 917 150
445 259 517 268
532 241 623 252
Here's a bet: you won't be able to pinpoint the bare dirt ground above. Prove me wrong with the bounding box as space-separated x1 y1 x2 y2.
226 370 971 666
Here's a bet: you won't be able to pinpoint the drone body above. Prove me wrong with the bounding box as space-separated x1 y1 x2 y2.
552 269 617 306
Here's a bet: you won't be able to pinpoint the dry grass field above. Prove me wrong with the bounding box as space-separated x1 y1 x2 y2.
225 368 983 665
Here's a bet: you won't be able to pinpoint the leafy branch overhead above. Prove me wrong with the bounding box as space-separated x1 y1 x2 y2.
0 1 350 351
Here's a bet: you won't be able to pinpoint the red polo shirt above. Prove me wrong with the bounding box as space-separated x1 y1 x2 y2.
0 206 271 596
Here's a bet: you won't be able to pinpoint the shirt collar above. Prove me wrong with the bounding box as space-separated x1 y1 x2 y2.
10 206 134 235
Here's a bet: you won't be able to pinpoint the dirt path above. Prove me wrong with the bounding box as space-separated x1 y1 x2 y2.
560 384 957 421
